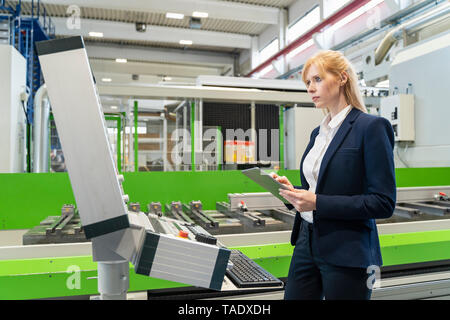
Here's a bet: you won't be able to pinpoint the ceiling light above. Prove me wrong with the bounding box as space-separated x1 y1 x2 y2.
163 76 172 81
88 32 104 38
101 78 112 82
179 40 193 45
166 12 184 19
115 58 127 63
110 106 118 110
192 11 208 18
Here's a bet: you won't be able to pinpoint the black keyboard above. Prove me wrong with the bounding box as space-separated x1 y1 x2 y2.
226 250 284 288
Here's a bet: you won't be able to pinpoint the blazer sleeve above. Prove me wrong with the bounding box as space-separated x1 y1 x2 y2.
314 116 396 220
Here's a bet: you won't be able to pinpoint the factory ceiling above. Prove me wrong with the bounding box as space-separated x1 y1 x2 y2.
2 0 298 109
6 0 296 52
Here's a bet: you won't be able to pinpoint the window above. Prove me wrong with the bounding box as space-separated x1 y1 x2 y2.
286 38 314 61
259 64 274 77
323 0 351 18
287 6 320 44
259 38 279 63
325 0 384 34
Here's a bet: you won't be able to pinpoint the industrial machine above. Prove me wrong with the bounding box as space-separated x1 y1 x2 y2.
360 2 450 168
1 1 450 301
35 36 232 298
0 44 27 173
17 184 450 299
22 200 286 298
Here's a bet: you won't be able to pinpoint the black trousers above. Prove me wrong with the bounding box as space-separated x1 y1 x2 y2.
284 220 372 300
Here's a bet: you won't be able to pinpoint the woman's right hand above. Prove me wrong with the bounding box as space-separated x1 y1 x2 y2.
270 172 294 190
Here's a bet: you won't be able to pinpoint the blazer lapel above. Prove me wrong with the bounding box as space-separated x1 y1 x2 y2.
316 108 361 191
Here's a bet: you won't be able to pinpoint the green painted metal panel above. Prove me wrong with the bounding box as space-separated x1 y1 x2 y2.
1 167 450 299
379 230 450 266
1 167 450 230
0 168 450 230
230 243 293 259
0 167 449 230
0 256 189 300
251 256 291 278
0 173 75 230
0 170 300 230
191 101 195 172
0 270 99 300
0 244 291 299
395 167 450 187
3 227 450 299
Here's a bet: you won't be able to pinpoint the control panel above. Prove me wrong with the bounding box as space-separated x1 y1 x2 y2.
380 94 415 141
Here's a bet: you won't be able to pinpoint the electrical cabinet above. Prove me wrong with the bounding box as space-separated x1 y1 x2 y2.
0 44 27 173
380 94 415 141
284 106 323 170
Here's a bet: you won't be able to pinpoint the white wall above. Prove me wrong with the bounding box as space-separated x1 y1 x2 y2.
0 45 27 173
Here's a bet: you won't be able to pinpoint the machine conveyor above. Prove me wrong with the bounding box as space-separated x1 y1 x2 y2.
164 201 195 224
400 202 450 216
147 202 163 217
21 187 450 245
216 201 266 228
182 201 219 230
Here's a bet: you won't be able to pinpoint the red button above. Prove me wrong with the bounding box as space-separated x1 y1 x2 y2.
178 230 189 238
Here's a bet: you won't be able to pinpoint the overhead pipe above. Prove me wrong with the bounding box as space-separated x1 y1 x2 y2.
32 84 50 172
374 2 450 65
279 0 444 79
245 0 371 77
333 0 439 51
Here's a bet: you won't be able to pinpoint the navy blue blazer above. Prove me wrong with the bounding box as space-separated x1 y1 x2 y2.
288 107 396 268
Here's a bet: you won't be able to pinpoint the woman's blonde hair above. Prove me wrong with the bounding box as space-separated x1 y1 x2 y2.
301 50 367 113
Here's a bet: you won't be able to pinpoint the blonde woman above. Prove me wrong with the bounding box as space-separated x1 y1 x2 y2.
271 50 396 300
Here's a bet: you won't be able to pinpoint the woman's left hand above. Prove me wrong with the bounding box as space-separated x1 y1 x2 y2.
279 189 317 212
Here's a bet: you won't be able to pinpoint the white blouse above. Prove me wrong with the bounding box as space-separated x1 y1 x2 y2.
300 105 353 223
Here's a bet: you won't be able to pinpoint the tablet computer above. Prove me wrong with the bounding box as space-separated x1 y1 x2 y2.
241 167 290 204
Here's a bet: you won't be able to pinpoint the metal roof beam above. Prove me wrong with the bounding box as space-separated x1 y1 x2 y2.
85 42 234 68
89 59 223 78
51 17 252 49
33 0 279 24
97 84 310 104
